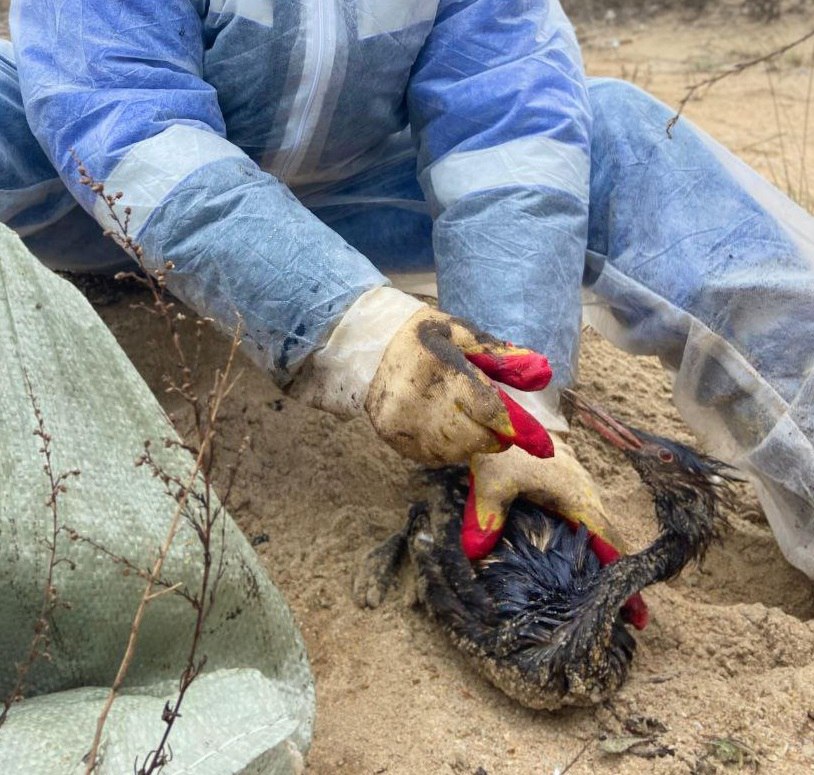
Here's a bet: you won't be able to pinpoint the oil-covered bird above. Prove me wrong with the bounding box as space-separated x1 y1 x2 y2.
354 389 740 710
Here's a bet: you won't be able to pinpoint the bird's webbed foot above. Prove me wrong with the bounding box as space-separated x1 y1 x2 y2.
352 523 411 609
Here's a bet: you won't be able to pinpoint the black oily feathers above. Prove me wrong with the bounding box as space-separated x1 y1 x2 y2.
478 503 599 623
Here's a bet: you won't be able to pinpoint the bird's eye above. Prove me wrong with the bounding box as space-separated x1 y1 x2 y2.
658 448 674 463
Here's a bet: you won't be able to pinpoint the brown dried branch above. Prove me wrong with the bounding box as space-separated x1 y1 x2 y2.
74 162 247 774
134 335 245 775
83 432 209 773
84 325 243 775
65 530 197 607
559 739 592 775
0 370 80 727
667 28 814 138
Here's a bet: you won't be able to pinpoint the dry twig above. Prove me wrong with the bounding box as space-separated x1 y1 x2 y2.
0 370 80 727
667 28 814 137
558 739 592 774
73 163 247 774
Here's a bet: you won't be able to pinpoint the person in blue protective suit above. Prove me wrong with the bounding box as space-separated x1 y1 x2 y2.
3 1 814 580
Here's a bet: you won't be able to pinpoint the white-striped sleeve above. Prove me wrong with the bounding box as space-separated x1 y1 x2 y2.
92 125 249 238
423 134 590 214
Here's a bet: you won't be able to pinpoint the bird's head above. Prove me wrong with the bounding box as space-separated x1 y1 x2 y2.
562 389 740 560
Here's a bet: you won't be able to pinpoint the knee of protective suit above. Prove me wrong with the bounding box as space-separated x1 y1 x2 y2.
586 77 686 219
587 77 674 145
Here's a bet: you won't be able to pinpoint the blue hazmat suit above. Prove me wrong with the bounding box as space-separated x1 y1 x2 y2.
3 1 814 579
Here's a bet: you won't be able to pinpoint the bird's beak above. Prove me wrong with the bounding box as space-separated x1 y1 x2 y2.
562 389 643 452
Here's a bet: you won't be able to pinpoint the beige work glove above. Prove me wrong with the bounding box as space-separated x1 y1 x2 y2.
289 286 555 465
464 435 649 629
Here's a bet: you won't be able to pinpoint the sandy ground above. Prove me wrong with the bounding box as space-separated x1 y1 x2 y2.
5 5 814 774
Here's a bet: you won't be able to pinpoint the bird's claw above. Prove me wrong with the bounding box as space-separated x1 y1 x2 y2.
352 529 408 609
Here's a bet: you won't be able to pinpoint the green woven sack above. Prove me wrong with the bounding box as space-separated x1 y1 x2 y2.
0 224 314 773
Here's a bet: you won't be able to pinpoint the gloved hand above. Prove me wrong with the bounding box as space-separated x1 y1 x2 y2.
462 437 650 629
290 287 555 465
365 306 555 465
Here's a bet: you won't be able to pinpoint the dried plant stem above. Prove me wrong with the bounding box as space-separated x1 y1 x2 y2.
84 330 242 774
559 739 591 775
798 44 814 209
764 65 793 199
66 531 196 606
135 369 246 775
0 370 80 727
83 448 206 773
73 160 246 773
667 28 814 137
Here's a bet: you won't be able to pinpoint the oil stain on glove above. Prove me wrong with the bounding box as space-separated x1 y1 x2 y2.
365 307 555 466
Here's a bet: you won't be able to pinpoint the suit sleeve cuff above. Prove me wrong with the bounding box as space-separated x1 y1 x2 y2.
289 287 425 417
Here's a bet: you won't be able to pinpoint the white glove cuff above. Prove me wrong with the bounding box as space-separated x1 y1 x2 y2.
502 384 570 434
290 286 425 417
